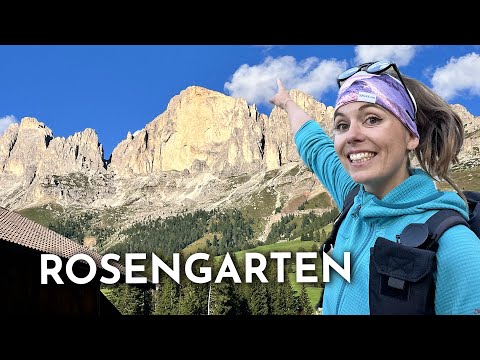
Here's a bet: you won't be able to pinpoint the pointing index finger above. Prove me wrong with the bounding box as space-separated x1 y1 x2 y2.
277 78 285 90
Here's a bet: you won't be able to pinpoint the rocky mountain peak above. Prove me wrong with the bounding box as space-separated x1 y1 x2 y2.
1 87 479 213
451 104 480 135
19 117 52 133
109 84 266 177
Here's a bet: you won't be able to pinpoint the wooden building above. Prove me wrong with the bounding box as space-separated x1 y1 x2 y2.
0 206 151 316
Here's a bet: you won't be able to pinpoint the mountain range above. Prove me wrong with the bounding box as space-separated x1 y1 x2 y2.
2 86 479 248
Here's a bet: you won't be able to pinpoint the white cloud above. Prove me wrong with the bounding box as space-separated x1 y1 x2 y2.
132 130 141 137
224 56 346 106
354 45 418 66
431 53 480 101
0 115 18 136
253 45 277 52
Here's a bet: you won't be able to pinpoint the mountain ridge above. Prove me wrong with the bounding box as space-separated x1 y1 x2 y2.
1 85 479 249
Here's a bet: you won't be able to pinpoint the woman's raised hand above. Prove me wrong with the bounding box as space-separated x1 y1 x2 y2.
269 79 291 110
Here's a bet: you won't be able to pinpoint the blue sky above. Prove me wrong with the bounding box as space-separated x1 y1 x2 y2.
1 45 480 159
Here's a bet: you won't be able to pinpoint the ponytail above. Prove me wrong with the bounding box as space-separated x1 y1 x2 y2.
403 76 467 203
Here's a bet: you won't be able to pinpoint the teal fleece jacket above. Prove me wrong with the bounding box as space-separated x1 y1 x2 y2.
295 120 480 315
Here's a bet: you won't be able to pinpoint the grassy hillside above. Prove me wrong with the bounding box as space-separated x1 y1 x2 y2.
233 238 319 258
16 203 65 227
437 167 480 192
288 273 322 312
299 192 332 210
182 232 222 256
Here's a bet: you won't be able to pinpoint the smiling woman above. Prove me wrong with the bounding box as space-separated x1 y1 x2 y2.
269 60 480 315
332 102 418 199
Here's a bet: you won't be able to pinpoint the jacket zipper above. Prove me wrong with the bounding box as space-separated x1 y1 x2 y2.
335 222 375 314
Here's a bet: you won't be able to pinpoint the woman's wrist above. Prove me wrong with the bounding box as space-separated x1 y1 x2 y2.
283 99 294 110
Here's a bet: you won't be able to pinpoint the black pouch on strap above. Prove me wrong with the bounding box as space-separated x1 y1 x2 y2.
369 237 436 315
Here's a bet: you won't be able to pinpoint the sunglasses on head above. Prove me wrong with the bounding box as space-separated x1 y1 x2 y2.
337 60 417 121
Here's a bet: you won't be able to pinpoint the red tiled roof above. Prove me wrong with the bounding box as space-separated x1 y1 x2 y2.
0 207 126 275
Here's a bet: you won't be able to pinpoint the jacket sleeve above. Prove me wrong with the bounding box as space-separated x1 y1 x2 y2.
435 224 480 315
294 120 356 210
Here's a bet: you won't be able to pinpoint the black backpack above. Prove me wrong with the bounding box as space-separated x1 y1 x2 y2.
317 185 480 315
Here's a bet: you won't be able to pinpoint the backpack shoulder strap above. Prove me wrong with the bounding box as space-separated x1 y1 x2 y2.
463 191 480 238
425 209 469 242
400 209 469 250
323 185 360 251
317 185 360 311
344 185 360 210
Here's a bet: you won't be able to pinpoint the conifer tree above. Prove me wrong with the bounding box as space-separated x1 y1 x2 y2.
298 283 313 315
265 261 280 314
178 282 202 315
154 277 179 315
107 284 146 315
122 285 145 315
207 253 241 315
209 282 235 315
249 281 270 315
140 288 153 315
283 276 297 315
273 282 287 315
320 229 327 243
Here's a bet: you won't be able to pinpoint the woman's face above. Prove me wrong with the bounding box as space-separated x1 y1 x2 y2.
333 102 419 199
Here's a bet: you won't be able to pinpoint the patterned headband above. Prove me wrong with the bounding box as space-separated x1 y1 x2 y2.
335 72 419 138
